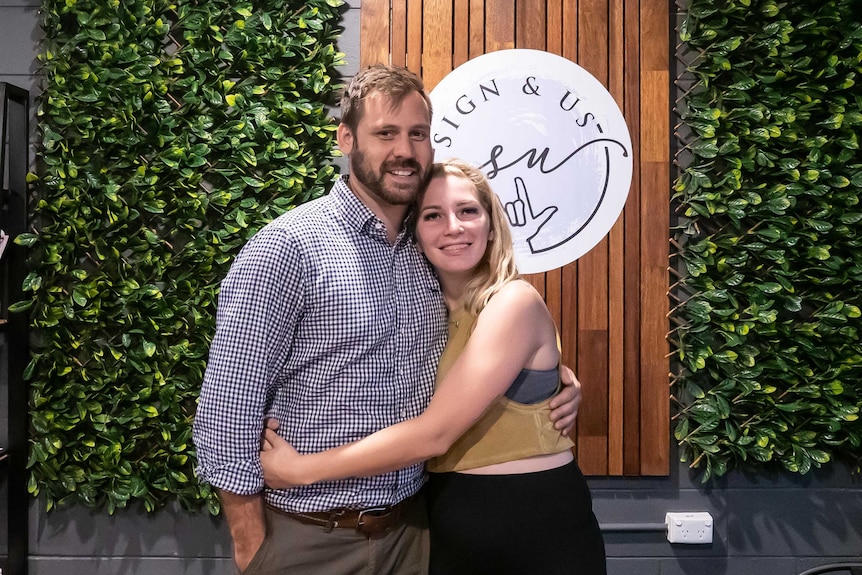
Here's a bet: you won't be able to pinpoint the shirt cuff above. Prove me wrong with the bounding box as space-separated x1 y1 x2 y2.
196 458 265 495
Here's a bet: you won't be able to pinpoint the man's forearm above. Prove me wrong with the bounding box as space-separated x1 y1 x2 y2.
218 489 266 572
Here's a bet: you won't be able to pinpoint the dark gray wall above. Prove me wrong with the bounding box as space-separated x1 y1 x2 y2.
0 1 40 95
21 459 862 575
1 1 861 574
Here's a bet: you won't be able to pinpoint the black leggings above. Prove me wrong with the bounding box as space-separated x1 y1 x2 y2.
426 460 606 575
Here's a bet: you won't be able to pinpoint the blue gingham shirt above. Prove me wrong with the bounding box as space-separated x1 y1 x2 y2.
193 176 447 512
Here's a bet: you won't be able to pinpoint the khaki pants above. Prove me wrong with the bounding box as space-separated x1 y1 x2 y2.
240 493 429 575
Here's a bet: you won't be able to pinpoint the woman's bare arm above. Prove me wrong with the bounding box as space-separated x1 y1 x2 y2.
260 281 558 488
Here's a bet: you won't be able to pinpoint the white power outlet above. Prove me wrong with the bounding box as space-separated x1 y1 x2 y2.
666 511 714 544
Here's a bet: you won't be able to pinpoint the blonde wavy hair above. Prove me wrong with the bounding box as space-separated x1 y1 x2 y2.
414 159 520 316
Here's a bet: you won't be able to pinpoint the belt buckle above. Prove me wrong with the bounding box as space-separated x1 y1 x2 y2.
356 506 392 536
358 506 391 523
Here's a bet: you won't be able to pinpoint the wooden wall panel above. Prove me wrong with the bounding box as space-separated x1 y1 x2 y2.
360 0 671 476
622 0 644 476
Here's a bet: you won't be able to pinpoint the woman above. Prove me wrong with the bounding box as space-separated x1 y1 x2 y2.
261 159 606 574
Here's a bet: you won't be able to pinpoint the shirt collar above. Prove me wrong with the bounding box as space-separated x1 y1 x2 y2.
331 175 412 247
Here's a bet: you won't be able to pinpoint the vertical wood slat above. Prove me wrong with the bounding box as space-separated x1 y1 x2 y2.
562 0 579 60
391 2 407 67
606 0 626 475
577 242 610 476
454 0 471 67
422 0 454 88
517 0 547 49
639 0 670 475
574 0 610 477
622 0 644 476
485 0 516 52
545 268 563 354
560 262 579 458
607 222 625 475
546 0 563 54
359 0 391 67
407 0 423 73
365 0 671 476
469 0 486 59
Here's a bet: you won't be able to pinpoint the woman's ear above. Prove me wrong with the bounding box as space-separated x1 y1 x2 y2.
489 229 495 242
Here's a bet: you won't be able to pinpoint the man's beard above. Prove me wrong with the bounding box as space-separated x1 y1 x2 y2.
350 147 427 206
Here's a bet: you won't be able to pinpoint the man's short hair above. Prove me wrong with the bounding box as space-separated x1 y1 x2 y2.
340 64 433 133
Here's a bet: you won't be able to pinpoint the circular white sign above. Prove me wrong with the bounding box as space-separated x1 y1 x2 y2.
429 49 633 274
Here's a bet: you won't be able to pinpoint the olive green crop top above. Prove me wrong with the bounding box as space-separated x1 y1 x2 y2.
426 308 575 473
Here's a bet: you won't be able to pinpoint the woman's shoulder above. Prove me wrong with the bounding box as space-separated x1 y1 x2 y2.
476 279 556 359
495 278 545 303
483 279 548 318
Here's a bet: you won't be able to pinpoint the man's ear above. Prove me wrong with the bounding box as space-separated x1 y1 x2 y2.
337 123 354 155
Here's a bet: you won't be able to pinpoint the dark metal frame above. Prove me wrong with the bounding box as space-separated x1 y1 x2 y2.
1 81 31 575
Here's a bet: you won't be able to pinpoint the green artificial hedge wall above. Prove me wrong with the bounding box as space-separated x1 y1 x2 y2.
18 0 862 515
16 0 345 513
673 0 862 481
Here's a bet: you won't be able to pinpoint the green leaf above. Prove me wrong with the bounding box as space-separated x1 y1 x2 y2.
805 448 830 464
7 300 34 313
756 282 783 294
143 340 157 357
806 246 831 260
14 233 39 246
22 272 43 292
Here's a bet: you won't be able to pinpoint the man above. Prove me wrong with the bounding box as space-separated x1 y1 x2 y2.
193 65 580 574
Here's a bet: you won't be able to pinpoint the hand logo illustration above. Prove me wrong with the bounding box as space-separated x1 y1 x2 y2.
504 177 559 253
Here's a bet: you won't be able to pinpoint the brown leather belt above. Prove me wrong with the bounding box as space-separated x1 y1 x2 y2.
269 500 407 538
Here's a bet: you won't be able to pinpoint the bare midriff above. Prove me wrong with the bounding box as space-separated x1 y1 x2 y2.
457 449 574 475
